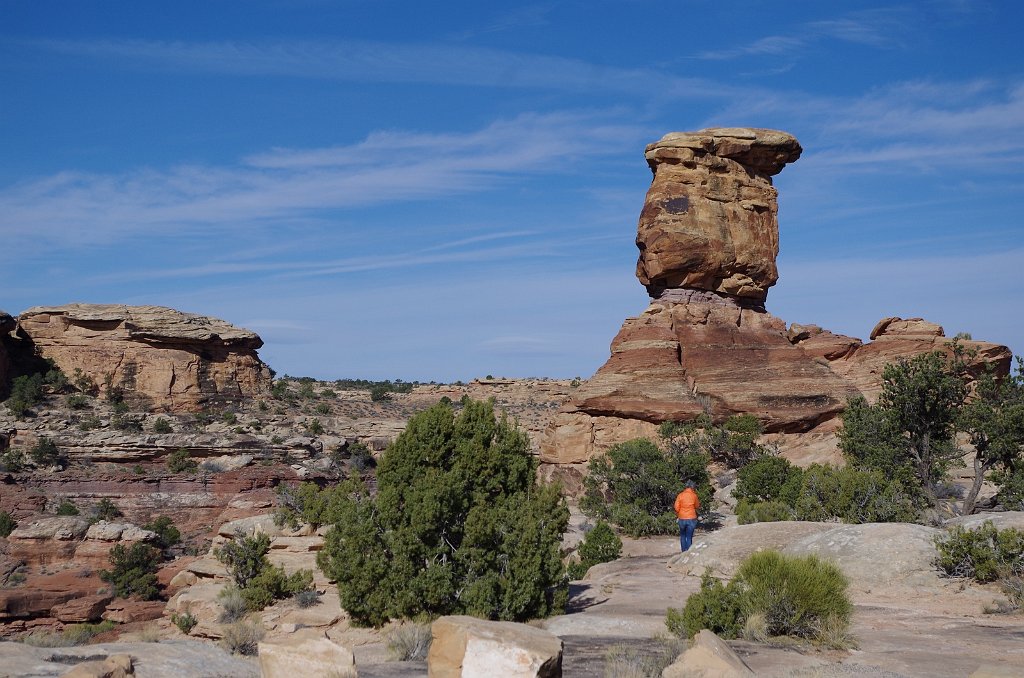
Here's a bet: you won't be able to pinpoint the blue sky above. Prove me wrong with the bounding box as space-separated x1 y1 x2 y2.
1 0 1021 381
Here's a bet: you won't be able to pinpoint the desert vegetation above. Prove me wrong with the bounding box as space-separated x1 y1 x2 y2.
316 397 569 626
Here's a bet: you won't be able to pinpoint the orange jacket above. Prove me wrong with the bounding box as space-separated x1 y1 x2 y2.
674 488 700 520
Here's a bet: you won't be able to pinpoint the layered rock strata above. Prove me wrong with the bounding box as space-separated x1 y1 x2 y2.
0 310 13 396
16 304 272 412
542 129 1011 469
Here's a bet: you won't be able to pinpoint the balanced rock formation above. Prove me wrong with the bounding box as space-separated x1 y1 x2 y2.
541 129 1011 470
16 304 272 412
637 128 801 302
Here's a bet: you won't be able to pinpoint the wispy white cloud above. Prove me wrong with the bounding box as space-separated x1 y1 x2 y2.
21 36 742 99
696 8 906 60
0 111 648 247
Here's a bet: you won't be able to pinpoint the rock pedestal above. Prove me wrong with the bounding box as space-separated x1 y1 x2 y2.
541 129 1012 471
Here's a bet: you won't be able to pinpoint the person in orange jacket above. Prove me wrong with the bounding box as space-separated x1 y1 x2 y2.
674 480 700 552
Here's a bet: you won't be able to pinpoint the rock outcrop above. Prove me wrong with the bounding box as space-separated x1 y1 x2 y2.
662 629 754 678
16 304 272 412
541 129 1012 471
258 634 357 678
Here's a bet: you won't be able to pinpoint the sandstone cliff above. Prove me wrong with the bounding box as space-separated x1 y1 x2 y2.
0 310 14 398
16 304 272 412
541 128 1011 470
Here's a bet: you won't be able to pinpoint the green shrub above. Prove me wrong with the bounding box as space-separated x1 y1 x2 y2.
603 640 685 678
93 498 122 522
166 449 198 474
215 532 271 589
581 437 713 537
734 455 803 505
78 415 103 431
30 437 64 468
668 552 852 647
5 374 45 418
99 542 162 600
935 521 1024 582
793 465 919 524
736 500 794 525
112 413 143 432
142 516 181 551
57 620 116 646
0 510 17 537
661 413 766 469
71 368 96 395
317 398 569 626
220 620 264 655
222 411 238 425
0 449 25 472
305 418 325 435
667 571 745 640
66 394 90 410
274 482 343 530
172 612 197 634
56 499 80 516
369 384 392 402
151 417 173 434
241 566 314 611
314 403 331 415
994 467 1024 511
737 551 851 640
569 521 622 579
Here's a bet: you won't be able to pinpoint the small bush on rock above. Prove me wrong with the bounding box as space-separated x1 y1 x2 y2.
220 620 264 656
0 510 17 537
667 551 852 647
172 612 197 635
218 586 249 623
215 532 271 589
385 622 432 661
736 500 795 525
151 417 173 434
93 498 122 522
294 589 321 608
99 542 162 600
568 521 622 579
935 521 1024 582
240 566 314 611
30 437 64 468
142 516 181 551
56 499 80 516
166 448 198 474
734 455 803 505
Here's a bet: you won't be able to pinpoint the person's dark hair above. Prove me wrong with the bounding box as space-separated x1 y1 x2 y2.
685 480 696 489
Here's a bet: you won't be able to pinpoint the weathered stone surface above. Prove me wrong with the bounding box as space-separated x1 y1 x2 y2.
101 599 164 624
0 588 80 620
668 522 834 579
6 516 90 566
52 593 113 623
782 522 944 591
258 633 357 678
662 629 754 678
0 640 258 678
429 615 563 678
637 128 801 301
16 304 272 412
60 654 134 678
788 324 862 361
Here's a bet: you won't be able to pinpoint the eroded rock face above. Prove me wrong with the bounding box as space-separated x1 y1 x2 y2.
16 304 272 412
636 128 801 301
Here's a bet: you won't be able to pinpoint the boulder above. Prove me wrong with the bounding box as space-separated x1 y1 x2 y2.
16 304 272 412
101 599 165 624
61 654 134 678
52 593 113 623
428 615 563 678
637 128 801 301
662 630 754 678
945 512 1024 532
257 633 356 678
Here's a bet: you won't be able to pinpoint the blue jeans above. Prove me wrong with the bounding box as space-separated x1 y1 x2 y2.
678 519 697 552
